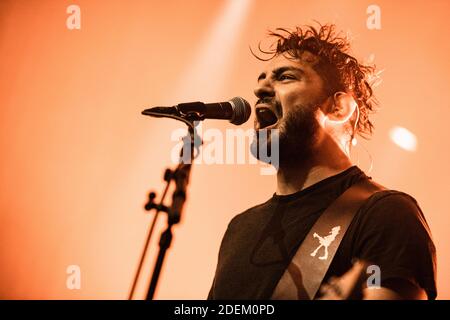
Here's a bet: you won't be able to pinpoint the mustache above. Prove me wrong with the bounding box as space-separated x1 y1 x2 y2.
256 98 283 117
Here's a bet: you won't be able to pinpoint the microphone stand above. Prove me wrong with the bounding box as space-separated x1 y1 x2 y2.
129 112 202 300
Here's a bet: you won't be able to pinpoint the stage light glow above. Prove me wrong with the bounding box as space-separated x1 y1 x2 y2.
174 0 253 100
389 126 417 152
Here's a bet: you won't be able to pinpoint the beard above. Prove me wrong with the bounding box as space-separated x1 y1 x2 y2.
251 101 320 169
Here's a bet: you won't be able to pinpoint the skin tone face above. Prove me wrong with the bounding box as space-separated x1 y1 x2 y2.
253 51 327 135
252 51 352 177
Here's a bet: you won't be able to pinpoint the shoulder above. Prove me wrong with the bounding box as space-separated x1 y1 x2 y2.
358 188 433 236
218 198 275 249
364 189 420 211
227 198 274 230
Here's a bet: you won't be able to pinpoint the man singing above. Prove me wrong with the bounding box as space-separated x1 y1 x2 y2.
208 24 436 300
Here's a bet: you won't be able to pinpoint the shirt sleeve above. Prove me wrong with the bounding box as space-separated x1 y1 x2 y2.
354 191 437 299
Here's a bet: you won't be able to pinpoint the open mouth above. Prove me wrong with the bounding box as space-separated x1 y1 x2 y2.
256 106 279 129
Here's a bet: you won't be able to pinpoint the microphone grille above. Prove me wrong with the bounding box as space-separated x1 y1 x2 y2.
229 97 251 125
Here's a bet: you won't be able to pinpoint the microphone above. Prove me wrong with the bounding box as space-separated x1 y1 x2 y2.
142 96 251 125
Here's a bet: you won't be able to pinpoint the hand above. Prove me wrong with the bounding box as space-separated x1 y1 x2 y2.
317 260 368 300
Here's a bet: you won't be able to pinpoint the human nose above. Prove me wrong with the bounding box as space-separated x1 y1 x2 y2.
253 78 275 101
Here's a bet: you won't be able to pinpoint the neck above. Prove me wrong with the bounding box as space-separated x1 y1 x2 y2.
276 134 353 195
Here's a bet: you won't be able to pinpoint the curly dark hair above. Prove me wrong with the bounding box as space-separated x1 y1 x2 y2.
252 23 378 139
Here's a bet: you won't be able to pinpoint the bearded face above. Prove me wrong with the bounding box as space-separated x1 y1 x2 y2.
251 52 327 168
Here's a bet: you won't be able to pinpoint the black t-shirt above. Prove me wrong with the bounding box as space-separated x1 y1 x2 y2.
208 166 437 299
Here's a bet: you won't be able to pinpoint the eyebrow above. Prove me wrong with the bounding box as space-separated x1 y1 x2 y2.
257 66 305 82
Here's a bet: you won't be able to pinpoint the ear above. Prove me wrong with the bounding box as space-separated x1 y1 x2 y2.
325 92 357 124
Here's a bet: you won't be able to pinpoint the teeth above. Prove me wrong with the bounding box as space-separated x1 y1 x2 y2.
256 107 278 128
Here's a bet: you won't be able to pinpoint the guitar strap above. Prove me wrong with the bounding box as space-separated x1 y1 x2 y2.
271 178 386 300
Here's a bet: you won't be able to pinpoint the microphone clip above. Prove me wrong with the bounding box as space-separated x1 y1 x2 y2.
177 109 206 122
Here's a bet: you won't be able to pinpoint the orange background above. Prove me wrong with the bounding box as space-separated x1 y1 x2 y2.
0 0 448 299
